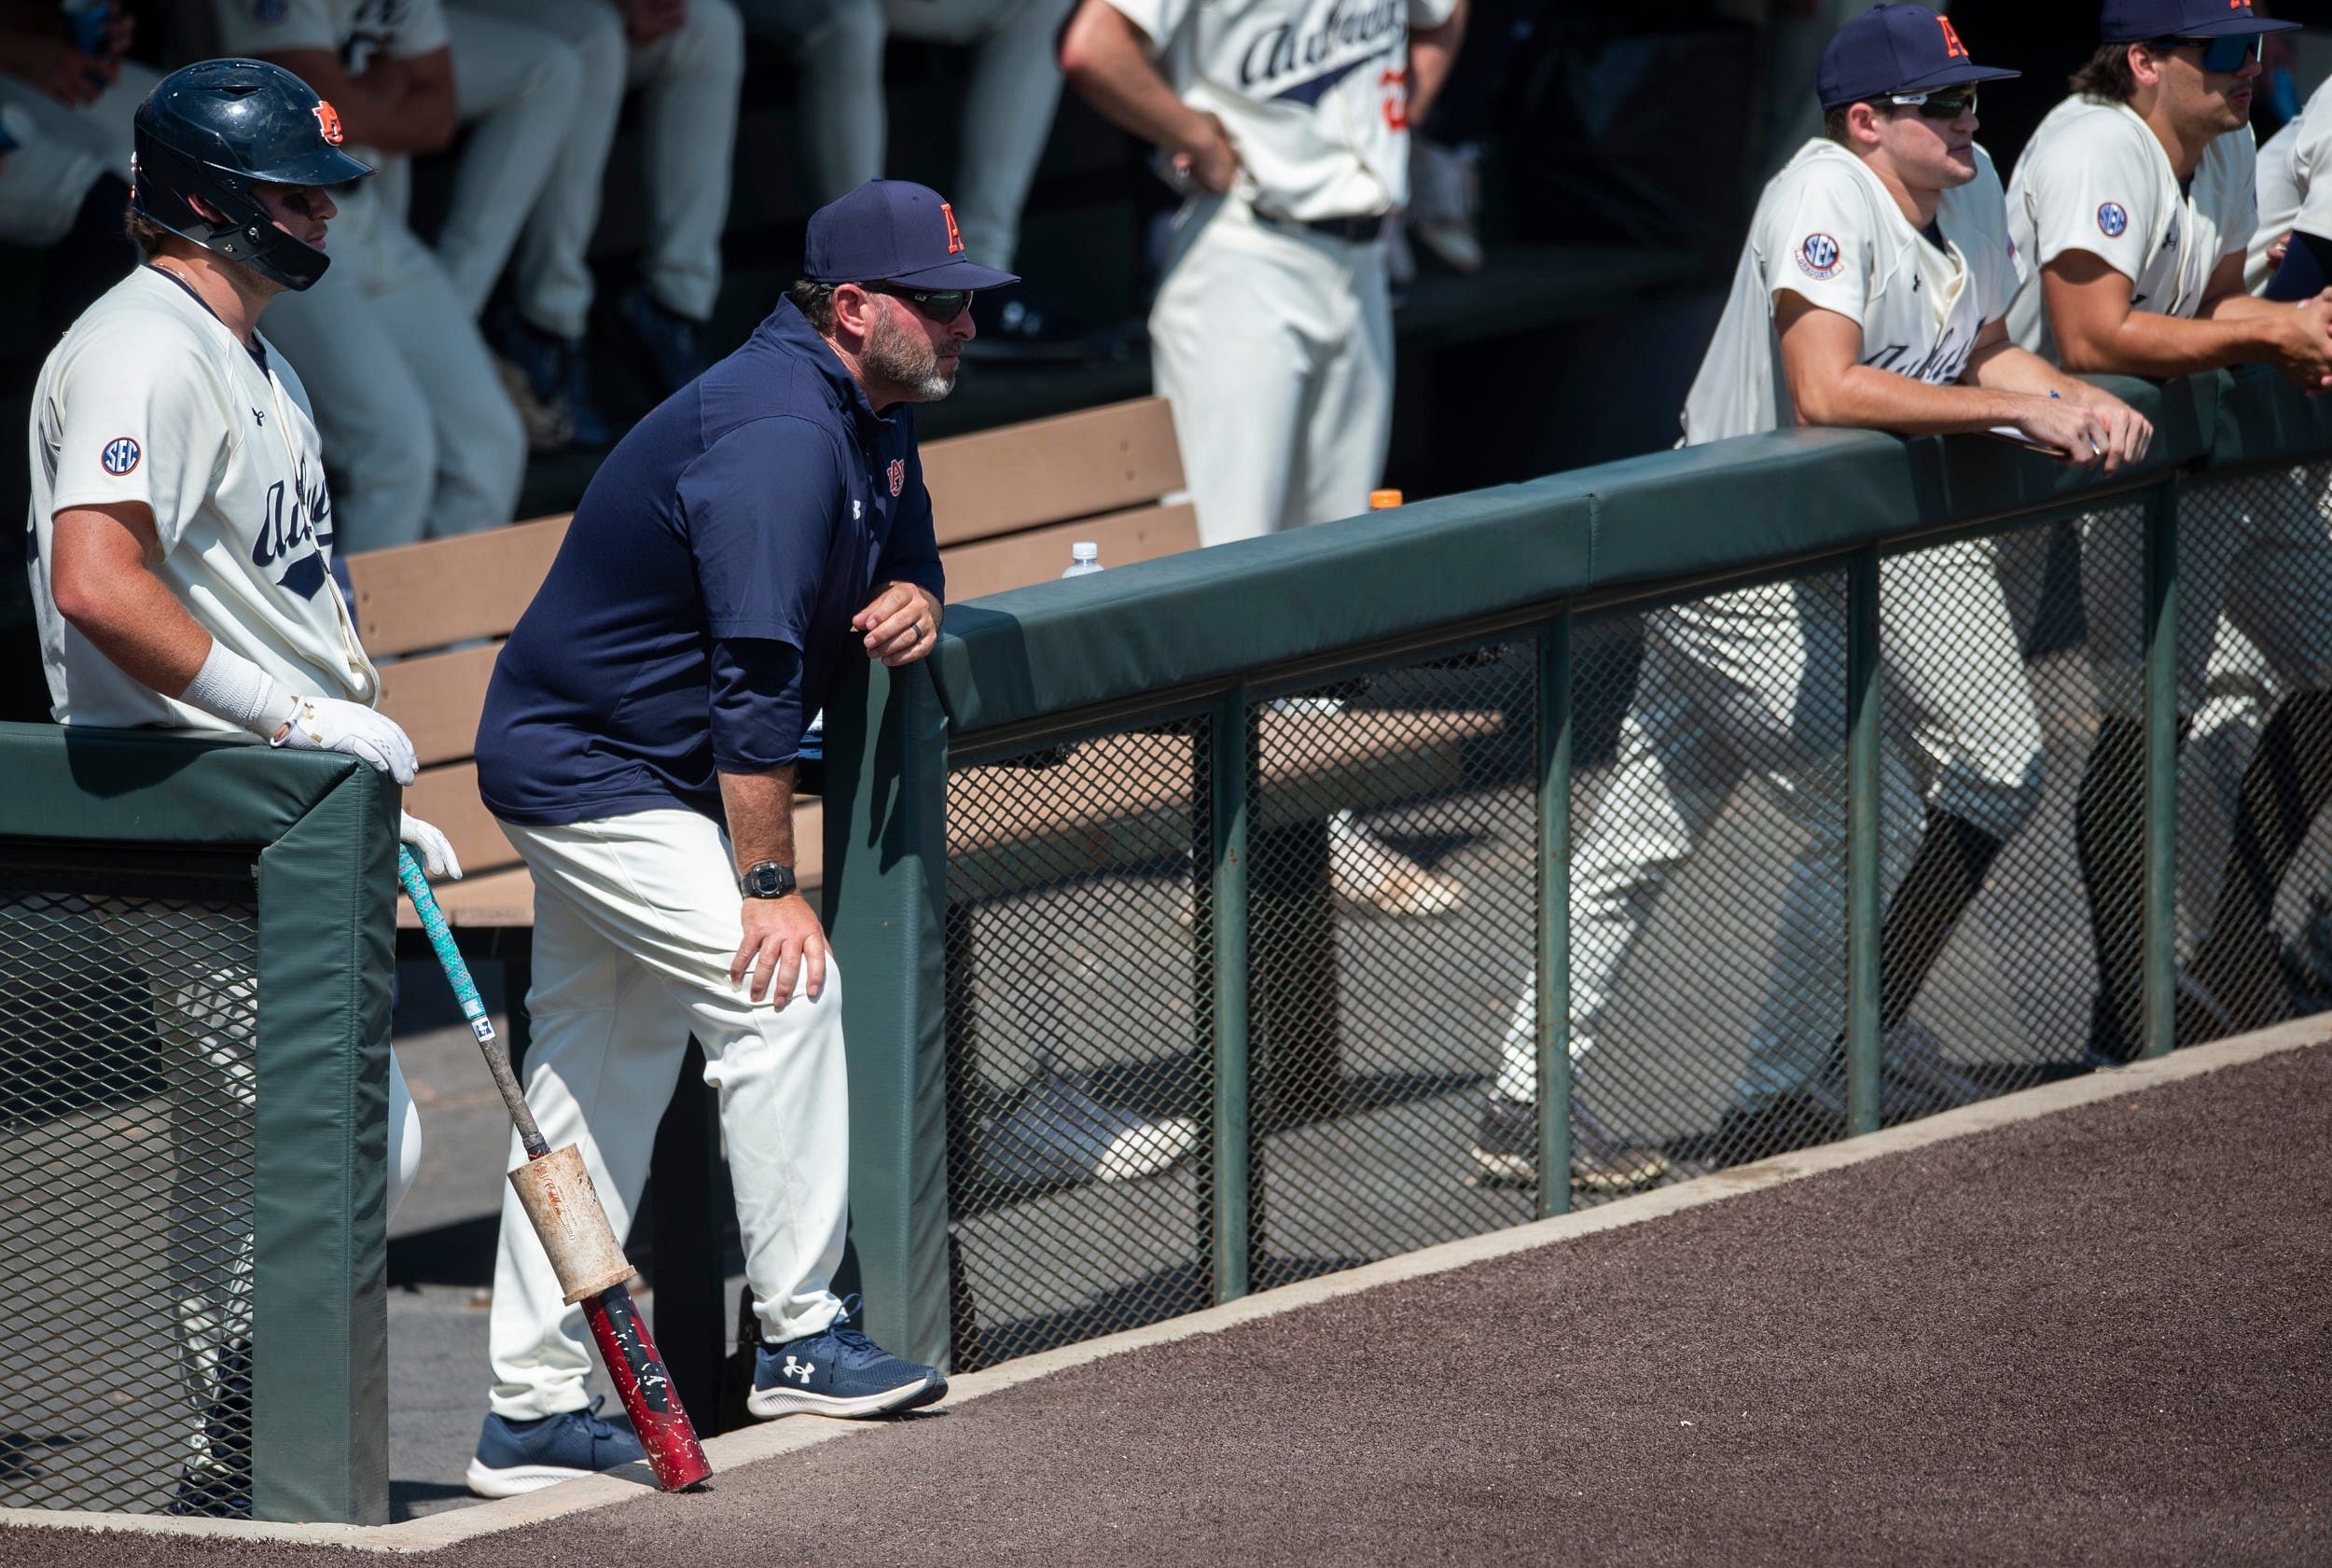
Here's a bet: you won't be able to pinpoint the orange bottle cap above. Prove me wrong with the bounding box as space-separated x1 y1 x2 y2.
1368 489 1403 509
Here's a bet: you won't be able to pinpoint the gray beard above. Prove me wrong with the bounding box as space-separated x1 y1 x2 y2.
866 314 957 403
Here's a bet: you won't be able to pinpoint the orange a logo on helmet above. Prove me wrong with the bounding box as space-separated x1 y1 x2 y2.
940 201 965 256
313 101 344 146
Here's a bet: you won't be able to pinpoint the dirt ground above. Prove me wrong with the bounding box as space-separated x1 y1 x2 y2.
9 1042 2330 1567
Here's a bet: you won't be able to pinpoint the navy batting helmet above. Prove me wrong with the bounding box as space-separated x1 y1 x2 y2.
132 59 371 292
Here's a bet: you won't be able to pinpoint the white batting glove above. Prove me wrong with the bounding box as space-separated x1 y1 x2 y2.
271 695 419 784
398 812 462 880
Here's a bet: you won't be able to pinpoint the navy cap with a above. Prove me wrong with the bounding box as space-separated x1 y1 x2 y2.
803 179 1019 290
2098 0 2297 43
1817 4 2020 111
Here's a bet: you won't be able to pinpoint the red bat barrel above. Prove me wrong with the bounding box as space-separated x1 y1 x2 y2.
584 1284 714 1491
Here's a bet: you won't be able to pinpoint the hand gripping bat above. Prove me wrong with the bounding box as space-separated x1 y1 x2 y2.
397 848 713 1492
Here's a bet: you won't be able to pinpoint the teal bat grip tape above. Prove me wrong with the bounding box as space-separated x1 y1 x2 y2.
397 846 496 1046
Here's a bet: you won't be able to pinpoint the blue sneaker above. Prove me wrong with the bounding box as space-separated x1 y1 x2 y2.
750 1297 947 1420
465 1397 646 1498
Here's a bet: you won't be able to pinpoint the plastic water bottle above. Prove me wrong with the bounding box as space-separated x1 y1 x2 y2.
1061 542 1103 578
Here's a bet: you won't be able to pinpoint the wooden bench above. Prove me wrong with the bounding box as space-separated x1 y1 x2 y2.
350 395 1199 939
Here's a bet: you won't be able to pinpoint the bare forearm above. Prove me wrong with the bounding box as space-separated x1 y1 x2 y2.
716 766 798 872
1793 365 2038 437
49 538 213 697
2059 310 2283 379
1060 7 1214 155
1407 8 1464 128
1964 340 2096 401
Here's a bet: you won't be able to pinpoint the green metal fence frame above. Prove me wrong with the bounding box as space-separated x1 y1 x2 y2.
0 726 397 1524
823 366 2332 1370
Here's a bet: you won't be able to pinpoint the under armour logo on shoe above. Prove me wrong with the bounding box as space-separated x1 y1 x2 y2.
783 1355 815 1384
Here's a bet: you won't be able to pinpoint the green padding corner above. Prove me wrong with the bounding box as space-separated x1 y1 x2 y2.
250 758 397 1524
0 722 362 844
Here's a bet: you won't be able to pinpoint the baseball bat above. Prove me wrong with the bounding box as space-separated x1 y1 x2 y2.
396 848 713 1492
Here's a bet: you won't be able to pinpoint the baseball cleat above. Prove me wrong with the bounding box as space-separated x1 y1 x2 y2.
1466 1092 1673 1194
976 1071 1199 1188
750 1299 947 1421
465 1399 645 1498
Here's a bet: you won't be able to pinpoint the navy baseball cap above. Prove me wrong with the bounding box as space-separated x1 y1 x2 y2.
1817 5 2020 110
803 179 1019 290
2099 0 2297 42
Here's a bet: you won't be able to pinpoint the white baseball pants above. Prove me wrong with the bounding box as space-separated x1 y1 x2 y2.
453 0 743 334
1495 542 2046 1108
737 0 1070 271
486 809 849 1422
0 62 154 246
1150 195 1395 546
437 6 585 317
259 182 527 552
104 904 418 1466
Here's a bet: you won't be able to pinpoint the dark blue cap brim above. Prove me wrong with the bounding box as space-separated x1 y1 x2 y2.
2103 16 2299 39
1823 59 2019 107
884 257 1020 289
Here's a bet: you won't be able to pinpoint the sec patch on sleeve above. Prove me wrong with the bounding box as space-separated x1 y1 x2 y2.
1796 233 1843 281
2098 201 2130 239
100 437 141 476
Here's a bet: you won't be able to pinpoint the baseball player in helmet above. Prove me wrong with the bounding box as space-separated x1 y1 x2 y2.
27 56 459 1516
211 0 528 554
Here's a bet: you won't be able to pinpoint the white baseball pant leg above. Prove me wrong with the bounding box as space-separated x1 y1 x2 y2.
0 62 154 244
627 0 745 322
486 809 850 1422
1152 198 1395 545
884 0 1076 271
437 6 585 316
737 0 884 202
454 0 626 340
1493 578 1937 1110
106 905 418 1471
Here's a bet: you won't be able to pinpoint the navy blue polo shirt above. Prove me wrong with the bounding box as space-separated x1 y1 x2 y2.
476 298 943 828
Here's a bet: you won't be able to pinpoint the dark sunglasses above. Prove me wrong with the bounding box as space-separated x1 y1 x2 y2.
1878 86 1979 120
865 283 975 323
2158 34 2265 75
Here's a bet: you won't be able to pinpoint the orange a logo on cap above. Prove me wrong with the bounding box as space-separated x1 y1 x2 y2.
313 100 343 145
940 201 965 256
1936 16 1968 60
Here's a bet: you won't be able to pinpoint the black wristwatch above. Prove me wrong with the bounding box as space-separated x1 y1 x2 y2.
738 861 798 899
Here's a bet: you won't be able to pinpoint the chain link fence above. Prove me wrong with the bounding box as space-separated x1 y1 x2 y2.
2167 463 2332 1048
932 464 2332 1371
945 719 1215 1370
0 859 258 1516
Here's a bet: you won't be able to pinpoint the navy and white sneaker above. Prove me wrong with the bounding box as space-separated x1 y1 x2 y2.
465 1397 646 1498
750 1297 947 1420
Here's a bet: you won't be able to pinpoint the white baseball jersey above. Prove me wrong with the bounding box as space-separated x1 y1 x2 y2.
28 267 379 729
1681 137 2019 447
1100 0 1459 221
2006 94 2256 356
2248 76 2332 292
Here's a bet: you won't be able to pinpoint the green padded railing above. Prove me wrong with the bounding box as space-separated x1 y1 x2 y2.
0 729 396 1524
820 365 2332 1373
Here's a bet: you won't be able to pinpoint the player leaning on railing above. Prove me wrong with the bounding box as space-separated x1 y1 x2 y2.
23 59 460 1518
2003 0 2332 1060
1477 5 2158 1187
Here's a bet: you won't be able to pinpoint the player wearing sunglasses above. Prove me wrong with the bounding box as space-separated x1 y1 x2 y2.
2004 0 2332 1062
1470 7 2156 1186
